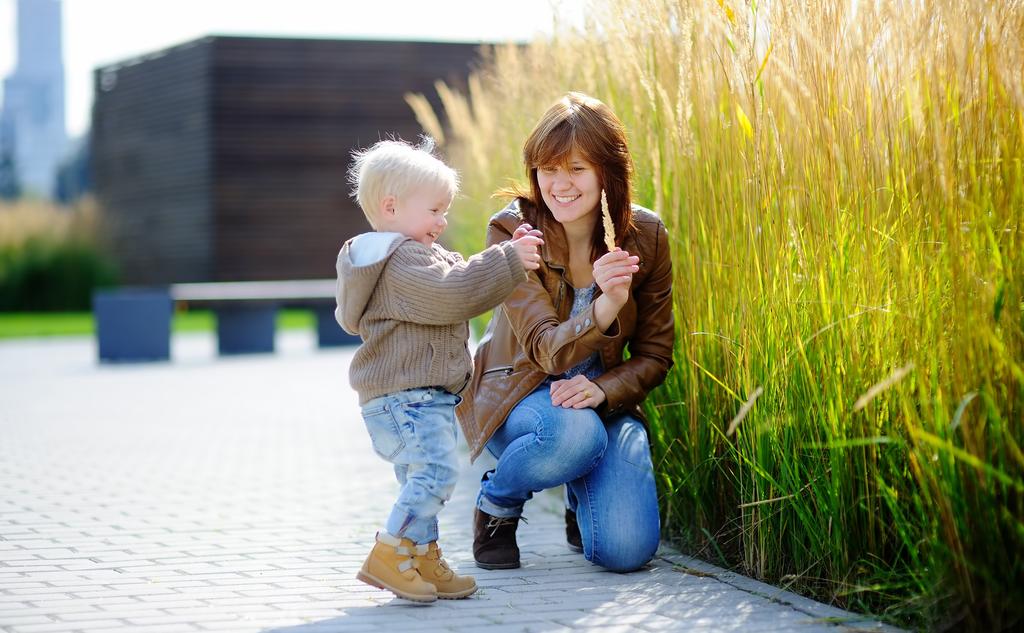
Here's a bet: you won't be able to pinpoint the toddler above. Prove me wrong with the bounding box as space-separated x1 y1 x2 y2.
335 138 542 602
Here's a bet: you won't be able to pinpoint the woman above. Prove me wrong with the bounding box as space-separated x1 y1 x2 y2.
456 92 675 573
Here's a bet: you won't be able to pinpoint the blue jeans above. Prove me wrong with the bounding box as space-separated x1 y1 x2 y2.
360 388 461 544
477 387 660 572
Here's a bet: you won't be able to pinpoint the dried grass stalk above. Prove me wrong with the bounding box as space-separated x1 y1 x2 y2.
601 189 616 251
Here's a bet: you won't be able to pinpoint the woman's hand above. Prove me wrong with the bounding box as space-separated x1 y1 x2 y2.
550 375 606 409
592 248 639 331
594 248 639 307
509 223 544 271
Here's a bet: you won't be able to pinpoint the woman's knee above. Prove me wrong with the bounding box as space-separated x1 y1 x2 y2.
546 409 607 466
592 524 660 572
507 398 607 462
493 398 608 486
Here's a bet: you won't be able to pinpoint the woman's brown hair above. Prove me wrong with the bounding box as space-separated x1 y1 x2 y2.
506 92 635 258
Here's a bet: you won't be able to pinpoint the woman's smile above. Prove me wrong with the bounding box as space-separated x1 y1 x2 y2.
552 193 582 205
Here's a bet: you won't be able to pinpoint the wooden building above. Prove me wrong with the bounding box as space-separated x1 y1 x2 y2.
92 36 481 284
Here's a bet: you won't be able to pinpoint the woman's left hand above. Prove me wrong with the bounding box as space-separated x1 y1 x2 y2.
550 375 606 409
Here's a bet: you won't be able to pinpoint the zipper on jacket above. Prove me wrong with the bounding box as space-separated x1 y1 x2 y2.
482 365 514 377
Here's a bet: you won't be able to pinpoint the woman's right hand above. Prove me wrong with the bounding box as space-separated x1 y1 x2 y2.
594 248 639 308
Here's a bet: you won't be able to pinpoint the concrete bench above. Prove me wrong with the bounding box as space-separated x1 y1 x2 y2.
93 279 358 362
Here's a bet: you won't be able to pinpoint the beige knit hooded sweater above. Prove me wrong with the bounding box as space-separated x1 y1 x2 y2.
335 232 526 404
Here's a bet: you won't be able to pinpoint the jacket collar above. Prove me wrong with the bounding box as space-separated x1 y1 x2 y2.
538 212 569 270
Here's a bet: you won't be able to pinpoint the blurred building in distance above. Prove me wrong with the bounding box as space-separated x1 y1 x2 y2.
92 36 480 285
0 0 69 198
0 120 18 199
55 133 91 204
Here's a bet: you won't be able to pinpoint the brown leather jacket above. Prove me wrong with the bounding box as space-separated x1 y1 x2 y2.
456 199 675 461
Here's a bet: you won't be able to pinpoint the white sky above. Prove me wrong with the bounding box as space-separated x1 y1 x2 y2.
0 0 585 139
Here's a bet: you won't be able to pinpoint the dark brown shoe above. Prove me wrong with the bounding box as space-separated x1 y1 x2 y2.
473 508 521 570
565 509 583 553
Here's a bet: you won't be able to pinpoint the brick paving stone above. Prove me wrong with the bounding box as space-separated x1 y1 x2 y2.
453 625 575 633
73 608 167 621
8 623 123 633
87 625 203 633
197 618 268 630
0 333 904 632
1 586 51 595
0 616 53 627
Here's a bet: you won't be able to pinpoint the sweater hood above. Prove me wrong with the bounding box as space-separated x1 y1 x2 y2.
334 232 410 335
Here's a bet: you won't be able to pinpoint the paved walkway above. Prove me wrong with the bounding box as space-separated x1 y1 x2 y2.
0 332 902 632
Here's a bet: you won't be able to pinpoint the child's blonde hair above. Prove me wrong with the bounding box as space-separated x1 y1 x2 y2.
348 137 459 229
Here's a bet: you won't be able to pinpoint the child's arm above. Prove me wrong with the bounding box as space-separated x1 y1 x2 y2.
384 239 531 325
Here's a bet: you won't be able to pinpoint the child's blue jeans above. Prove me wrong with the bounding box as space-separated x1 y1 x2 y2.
477 386 660 572
360 387 461 545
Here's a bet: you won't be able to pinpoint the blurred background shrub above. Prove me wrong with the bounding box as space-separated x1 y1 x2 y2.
0 198 117 311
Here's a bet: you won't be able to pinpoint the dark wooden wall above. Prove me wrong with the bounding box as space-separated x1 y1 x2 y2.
93 36 481 284
92 39 213 284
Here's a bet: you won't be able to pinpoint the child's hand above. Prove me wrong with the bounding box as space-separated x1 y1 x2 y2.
511 223 541 241
510 224 544 271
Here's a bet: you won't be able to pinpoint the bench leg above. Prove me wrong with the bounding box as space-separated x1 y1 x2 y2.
313 306 360 347
216 306 276 355
93 289 172 362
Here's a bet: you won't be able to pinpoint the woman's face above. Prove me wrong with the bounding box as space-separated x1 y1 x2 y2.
536 150 601 229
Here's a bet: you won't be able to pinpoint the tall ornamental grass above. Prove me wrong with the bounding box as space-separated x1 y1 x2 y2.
412 1 1024 630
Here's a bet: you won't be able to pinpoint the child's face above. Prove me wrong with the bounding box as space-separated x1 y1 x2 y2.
536 149 601 229
387 186 452 247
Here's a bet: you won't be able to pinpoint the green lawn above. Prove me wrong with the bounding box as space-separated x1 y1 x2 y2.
0 310 316 339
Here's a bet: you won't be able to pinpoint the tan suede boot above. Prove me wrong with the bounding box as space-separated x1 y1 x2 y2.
416 540 478 599
356 532 437 603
